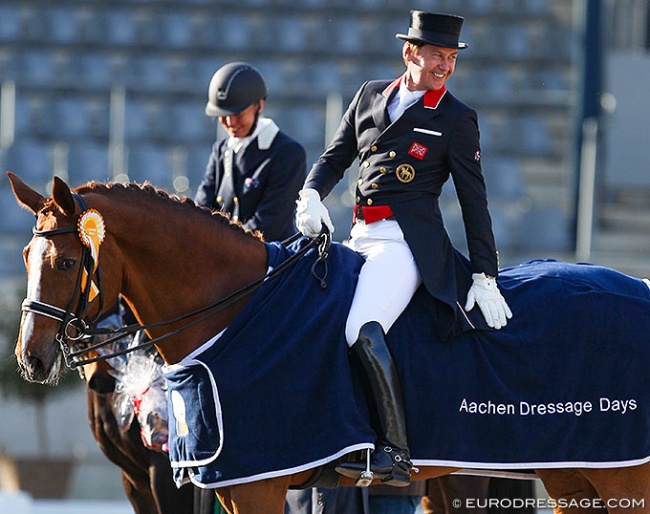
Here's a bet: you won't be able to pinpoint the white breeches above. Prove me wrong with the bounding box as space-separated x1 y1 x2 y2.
344 220 422 346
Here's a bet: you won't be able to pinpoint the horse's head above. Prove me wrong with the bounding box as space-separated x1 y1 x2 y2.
8 172 116 383
9 171 271 376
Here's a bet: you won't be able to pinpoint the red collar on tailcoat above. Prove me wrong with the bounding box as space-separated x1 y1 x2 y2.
382 76 447 110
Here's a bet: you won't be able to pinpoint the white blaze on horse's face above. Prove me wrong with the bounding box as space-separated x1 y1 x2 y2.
20 236 62 382
21 237 46 351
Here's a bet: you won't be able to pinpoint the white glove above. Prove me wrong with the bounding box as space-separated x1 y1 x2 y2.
295 188 335 238
464 273 512 330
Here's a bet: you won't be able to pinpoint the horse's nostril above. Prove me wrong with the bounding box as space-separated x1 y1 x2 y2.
25 353 46 381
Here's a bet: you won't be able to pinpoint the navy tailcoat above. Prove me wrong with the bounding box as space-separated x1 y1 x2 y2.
305 78 498 337
195 121 306 242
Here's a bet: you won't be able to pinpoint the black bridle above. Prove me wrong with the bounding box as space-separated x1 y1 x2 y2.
22 193 107 368
22 193 331 369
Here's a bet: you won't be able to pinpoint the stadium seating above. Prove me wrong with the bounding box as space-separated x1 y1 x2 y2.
0 5 21 43
66 142 111 185
0 0 578 276
126 144 174 189
3 139 53 188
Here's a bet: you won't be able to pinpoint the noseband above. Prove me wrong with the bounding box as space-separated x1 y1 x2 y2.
23 194 332 369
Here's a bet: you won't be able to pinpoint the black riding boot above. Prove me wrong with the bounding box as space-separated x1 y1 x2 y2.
335 321 412 487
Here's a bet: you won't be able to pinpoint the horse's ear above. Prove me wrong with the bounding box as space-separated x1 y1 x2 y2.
52 176 76 216
7 171 46 215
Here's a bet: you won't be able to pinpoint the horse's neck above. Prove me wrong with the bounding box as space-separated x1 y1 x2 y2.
109 200 268 364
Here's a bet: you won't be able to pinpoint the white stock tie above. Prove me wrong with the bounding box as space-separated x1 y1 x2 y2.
390 96 408 123
389 89 423 123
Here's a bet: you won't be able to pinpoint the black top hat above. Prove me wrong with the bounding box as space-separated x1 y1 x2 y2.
396 10 468 49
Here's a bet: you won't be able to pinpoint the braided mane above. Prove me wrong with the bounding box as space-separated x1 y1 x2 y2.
74 181 263 240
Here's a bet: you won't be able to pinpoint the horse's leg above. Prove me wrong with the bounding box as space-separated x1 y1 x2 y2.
421 476 491 514
536 469 605 514
121 472 157 514
580 463 650 513
420 494 435 514
216 478 290 514
215 489 232 514
147 456 194 514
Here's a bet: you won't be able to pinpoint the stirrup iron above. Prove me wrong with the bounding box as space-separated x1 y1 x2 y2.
355 449 374 487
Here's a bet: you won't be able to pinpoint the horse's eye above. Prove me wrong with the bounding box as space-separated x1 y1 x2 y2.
56 258 77 271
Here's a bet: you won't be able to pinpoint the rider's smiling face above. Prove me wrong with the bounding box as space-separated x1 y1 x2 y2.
403 43 458 92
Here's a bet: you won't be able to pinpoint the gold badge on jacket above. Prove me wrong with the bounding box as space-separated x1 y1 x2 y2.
396 163 415 183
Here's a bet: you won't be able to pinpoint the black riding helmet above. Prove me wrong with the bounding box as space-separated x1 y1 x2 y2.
205 62 267 118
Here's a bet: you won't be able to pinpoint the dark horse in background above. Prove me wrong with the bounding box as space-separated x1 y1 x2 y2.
83 355 198 514
8 172 650 514
77 300 212 514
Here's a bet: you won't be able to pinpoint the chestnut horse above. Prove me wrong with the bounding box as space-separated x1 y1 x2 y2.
7 172 650 514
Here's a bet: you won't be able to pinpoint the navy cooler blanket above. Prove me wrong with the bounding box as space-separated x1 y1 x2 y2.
165 241 650 487
164 240 375 488
396 259 650 471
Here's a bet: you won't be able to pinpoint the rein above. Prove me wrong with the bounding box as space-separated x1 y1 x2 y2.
24 194 331 368
67 229 330 367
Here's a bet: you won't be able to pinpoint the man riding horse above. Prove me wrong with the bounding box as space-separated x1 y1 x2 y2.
295 10 512 487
